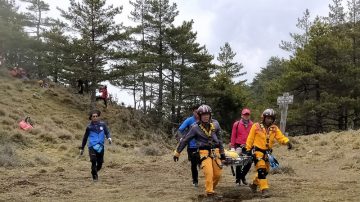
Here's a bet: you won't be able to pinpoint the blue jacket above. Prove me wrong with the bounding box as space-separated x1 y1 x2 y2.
178 115 197 149
81 121 111 149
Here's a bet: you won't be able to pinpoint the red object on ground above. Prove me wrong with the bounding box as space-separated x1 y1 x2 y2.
19 120 33 131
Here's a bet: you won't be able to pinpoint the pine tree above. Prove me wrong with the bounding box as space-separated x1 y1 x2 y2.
19 0 50 40
216 42 246 82
58 0 125 109
42 20 71 83
146 0 178 119
0 0 35 70
280 9 312 53
328 0 346 25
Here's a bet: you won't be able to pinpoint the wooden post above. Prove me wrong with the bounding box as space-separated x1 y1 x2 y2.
277 92 293 135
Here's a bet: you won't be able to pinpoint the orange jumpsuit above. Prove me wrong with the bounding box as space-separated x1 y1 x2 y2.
245 123 289 191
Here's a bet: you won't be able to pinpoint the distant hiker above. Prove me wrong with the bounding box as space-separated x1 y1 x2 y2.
244 108 292 198
176 105 200 187
80 109 112 182
174 105 226 199
77 79 84 94
230 108 253 186
96 85 108 107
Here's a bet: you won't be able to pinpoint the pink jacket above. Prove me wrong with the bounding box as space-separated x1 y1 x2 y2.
230 119 253 148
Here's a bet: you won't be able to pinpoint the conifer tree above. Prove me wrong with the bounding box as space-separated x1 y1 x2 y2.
59 0 125 109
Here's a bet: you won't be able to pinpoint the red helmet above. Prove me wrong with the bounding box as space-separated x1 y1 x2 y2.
197 105 212 116
241 108 251 115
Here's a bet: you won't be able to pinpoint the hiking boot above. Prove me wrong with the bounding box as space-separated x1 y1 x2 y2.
249 183 257 193
261 189 271 198
241 178 248 185
92 174 98 182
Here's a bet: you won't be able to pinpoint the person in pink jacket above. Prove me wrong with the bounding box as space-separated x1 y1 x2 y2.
230 108 253 185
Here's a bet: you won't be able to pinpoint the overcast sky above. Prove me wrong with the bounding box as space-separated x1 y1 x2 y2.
19 0 331 106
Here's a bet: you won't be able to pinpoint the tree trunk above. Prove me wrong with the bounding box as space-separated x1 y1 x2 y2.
170 58 176 124
176 56 184 122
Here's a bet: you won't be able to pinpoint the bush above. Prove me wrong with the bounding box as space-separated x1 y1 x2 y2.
140 145 163 156
11 132 27 145
34 155 51 166
29 128 41 135
73 122 83 130
319 140 328 146
8 113 20 121
52 116 64 125
0 109 6 116
0 145 19 167
57 132 72 140
39 133 57 144
2 118 13 125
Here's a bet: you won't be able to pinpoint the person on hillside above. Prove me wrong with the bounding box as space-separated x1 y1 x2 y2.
176 105 200 187
80 109 112 182
244 108 292 198
230 108 253 186
96 85 108 108
77 79 84 94
174 105 226 199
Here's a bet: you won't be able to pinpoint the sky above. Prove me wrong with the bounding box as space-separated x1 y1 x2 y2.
19 0 331 106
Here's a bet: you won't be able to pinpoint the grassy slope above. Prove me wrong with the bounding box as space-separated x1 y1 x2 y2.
0 70 360 202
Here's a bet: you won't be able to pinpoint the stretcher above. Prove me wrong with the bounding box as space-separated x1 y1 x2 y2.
222 150 253 176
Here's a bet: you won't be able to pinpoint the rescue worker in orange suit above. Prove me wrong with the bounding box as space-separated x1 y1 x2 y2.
173 105 226 199
243 108 292 198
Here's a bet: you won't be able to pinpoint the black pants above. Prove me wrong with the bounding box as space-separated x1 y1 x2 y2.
236 158 252 181
187 148 199 183
96 97 107 107
89 147 104 179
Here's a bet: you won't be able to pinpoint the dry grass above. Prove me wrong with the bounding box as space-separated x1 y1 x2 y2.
0 145 19 167
2 74 360 201
270 164 296 175
0 108 6 116
34 154 51 166
39 133 57 144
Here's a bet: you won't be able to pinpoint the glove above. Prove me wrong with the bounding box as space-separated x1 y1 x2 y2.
173 151 180 162
220 153 226 160
287 142 293 150
230 148 235 152
79 149 84 156
108 138 112 145
242 148 252 156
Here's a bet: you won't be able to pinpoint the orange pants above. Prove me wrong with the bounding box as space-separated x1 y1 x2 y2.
199 149 223 195
252 151 270 191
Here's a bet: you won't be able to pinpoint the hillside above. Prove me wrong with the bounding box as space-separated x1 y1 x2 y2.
0 70 360 202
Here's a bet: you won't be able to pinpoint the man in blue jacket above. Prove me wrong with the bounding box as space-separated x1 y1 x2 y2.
80 109 112 181
177 105 199 187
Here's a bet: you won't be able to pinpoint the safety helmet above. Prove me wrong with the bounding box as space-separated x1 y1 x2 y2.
197 105 212 116
262 108 276 122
